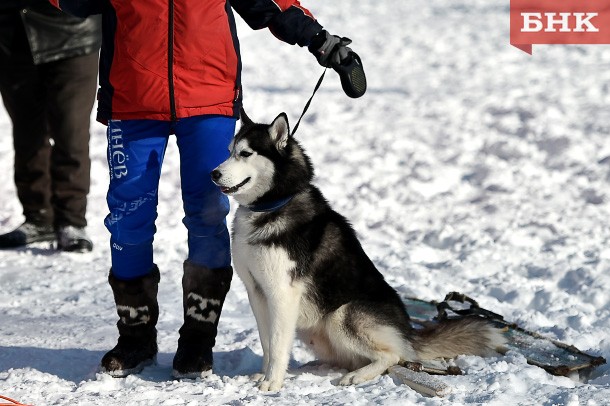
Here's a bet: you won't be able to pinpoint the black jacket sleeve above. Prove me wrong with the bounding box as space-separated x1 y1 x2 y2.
231 0 323 46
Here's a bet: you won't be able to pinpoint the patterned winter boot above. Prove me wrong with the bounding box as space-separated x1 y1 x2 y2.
172 260 232 379
100 266 160 377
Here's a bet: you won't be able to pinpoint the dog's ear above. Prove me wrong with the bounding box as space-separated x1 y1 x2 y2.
268 113 290 152
240 108 253 126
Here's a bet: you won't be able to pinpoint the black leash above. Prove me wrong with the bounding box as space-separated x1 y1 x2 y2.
291 68 327 137
291 49 366 137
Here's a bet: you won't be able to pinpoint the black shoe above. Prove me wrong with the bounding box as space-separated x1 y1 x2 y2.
56 225 93 252
101 334 158 377
172 338 213 379
0 222 55 248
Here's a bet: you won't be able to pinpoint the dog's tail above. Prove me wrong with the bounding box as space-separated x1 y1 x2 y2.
411 317 507 360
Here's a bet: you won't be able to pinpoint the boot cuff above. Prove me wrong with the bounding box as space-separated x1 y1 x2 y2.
109 265 161 295
183 260 232 298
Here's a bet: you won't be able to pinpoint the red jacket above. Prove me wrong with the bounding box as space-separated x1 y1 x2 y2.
50 0 322 123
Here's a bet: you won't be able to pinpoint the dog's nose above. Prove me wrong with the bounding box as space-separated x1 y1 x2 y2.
210 169 222 181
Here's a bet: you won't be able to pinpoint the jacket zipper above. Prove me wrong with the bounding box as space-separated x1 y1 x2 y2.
168 0 177 121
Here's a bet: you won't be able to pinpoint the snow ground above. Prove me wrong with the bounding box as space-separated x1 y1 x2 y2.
2 0 610 404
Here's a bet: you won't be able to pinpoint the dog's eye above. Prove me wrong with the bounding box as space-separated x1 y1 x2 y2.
239 151 252 158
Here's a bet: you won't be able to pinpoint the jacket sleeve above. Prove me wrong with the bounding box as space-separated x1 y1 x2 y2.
231 0 323 47
49 0 106 17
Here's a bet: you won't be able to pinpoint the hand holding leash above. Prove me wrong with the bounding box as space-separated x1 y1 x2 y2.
309 30 367 98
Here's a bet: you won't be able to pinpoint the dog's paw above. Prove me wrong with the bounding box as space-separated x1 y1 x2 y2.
251 372 266 382
258 379 283 392
339 371 372 386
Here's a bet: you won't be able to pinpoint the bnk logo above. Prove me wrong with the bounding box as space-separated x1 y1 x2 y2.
521 12 599 32
510 0 610 54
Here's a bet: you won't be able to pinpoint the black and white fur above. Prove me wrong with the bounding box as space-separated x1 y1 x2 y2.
211 110 506 391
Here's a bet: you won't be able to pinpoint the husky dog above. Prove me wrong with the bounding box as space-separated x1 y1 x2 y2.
211 110 506 391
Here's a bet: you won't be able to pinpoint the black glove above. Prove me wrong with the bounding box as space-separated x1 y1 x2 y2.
308 30 367 98
308 30 352 68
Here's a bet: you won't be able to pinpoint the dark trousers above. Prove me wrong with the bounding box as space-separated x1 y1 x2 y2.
0 32 98 227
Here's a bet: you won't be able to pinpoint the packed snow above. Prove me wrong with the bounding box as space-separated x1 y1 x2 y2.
2 0 610 404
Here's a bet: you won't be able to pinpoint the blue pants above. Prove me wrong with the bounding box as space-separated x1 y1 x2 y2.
105 116 236 280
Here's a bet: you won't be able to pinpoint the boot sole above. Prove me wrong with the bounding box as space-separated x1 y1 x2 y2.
0 234 56 248
57 240 93 253
100 357 156 378
171 368 213 380
27 235 57 244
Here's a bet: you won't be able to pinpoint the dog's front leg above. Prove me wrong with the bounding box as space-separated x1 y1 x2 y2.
246 286 271 382
237 267 271 382
258 286 302 392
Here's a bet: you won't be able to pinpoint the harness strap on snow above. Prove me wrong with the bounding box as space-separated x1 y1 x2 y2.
291 68 327 137
0 395 32 406
435 291 504 322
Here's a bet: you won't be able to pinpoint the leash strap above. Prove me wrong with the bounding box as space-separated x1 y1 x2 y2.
243 70 326 214
291 68 327 137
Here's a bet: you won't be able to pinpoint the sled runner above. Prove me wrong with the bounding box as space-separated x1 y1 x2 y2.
401 292 606 378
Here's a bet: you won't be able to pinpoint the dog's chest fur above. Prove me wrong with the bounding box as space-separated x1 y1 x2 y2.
232 206 293 278
232 207 321 329
232 207 291 264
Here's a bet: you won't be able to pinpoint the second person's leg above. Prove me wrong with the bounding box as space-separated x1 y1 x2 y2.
44 52 98 229
0 19 55 246
44 52 99 251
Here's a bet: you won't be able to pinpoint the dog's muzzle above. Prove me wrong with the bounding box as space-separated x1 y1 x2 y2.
211 169 250 194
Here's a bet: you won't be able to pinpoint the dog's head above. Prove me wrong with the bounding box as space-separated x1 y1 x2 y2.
211 109 313 207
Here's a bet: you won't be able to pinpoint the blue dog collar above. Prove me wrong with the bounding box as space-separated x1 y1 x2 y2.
245 195 294 213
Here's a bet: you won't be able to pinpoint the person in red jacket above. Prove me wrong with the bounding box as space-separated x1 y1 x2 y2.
50 0 358 379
